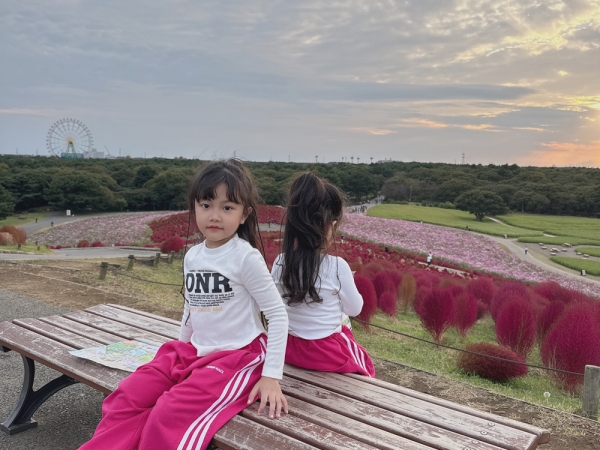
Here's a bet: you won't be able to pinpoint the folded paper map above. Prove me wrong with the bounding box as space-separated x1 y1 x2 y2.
69 340 160 372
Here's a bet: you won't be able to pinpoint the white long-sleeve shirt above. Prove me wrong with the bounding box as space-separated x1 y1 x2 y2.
180 235 288 379
271 254 363 340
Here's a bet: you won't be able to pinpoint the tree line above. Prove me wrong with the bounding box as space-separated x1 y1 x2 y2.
0 155 598 218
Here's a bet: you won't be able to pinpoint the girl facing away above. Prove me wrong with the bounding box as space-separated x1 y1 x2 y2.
80 159 288 450
271 172 375 377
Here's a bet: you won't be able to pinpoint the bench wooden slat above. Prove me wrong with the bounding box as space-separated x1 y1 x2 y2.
284 366 537 450
282 396 432 450
213 415 318 450
106 303 181 326
85 304 180 339
241 402 380 450
12 318 102 349
0 321 123 393
346 373 550 445
38 315 128 345
63 311 170 346
280 377 504 450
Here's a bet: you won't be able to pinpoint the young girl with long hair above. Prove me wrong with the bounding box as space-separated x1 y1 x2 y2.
80 159 288 450
271 172 375 377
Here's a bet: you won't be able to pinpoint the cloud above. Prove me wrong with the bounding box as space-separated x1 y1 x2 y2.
0 108 55 116
1 0 600 164
517 141 600 167
397 119 498 132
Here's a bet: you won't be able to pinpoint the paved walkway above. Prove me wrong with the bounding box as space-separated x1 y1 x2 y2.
0 290 103 450
487 235 600 287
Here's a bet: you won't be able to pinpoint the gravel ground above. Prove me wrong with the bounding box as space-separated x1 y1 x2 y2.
0 290 104 450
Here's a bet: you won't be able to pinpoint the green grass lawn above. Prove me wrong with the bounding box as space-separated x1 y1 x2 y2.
0 243 53 254
575 247 600 257
0 213 47 227
352 311 584 414
368 204 542 238
497 213 600 240
550 256 600 276
517 235 600 246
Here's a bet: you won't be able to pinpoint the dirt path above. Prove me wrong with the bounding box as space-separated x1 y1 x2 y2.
1 259 600 448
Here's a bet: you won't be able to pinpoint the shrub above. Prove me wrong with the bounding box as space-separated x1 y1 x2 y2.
354 274 378 327
0 232 15 246
160 236 186 254
495 297 536 357
372 272 397 300
413 286 431 317
536 301 566 342
91 241 105 247
458 342 527 382
398 273 417 314
476 300 489 319
385 270 402 288
379 291 398 318
454 292 478 337
15 227 27 244
416 288 455 343
362 261 384 278
490 281 530 321
76 240 90 248
0 225 26 244
541 305 600 392
466 277 497 306
533 281 572 304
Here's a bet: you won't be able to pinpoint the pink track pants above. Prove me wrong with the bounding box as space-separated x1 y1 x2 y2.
285 326 375 377
79 335 267 450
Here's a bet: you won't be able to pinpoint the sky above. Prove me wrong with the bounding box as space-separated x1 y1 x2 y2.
1 0 600 167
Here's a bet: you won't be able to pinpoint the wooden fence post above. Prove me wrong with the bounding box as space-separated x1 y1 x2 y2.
168 251 174 264
99 262 109 280
154 253 160 267
127 255 135 271
583 365 600 419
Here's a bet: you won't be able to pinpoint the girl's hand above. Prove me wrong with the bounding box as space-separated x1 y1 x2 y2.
247 376 288 419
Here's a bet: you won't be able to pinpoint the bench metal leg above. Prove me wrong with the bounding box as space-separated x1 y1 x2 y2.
1 353 78 435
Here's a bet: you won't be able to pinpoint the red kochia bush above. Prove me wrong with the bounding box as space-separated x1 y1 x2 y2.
466 277 497 307
379 291 398 318
458 342 528 382
454 292 478 337
372 272 397 300
490 281 530 321
533 281 572 304
541 305 600 392
160 236 185 254
91 241 105 247
495 297 536 358
76 240 90 248
354 274 378 327
416 288 455 343
362 261 384 278
536 301 566 342
385 270 403 289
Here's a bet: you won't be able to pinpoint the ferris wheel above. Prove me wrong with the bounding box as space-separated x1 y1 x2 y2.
46 118 94 158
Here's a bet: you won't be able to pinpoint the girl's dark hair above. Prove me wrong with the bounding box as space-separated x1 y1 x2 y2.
280 172 344 306
187 158 262 252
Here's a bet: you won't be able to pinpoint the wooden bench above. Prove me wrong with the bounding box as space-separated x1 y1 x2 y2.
0 303 551 449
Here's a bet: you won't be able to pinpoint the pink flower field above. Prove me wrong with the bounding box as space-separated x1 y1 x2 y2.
341 214 599 299
34 212 175 247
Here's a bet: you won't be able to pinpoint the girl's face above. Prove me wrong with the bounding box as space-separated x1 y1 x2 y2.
195 183 249 248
